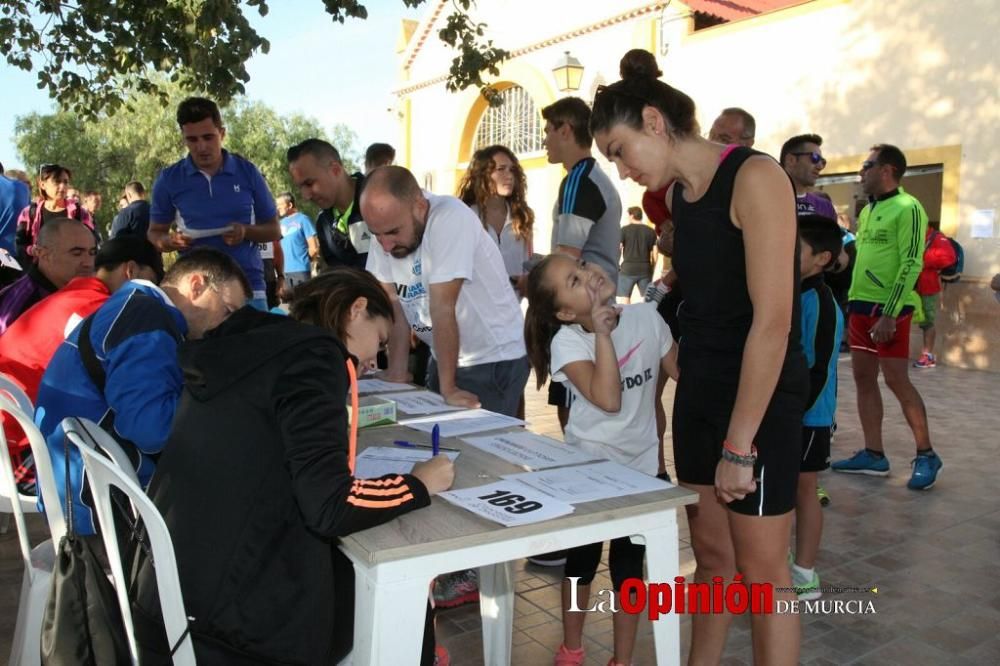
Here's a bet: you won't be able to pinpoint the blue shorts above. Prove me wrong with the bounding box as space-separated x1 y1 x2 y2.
426 356 530 418
617 273 652 298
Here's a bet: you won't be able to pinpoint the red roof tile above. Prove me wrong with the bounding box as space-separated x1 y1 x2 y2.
682 0 809 22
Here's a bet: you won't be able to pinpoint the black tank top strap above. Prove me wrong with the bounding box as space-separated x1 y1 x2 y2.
672 146 762 224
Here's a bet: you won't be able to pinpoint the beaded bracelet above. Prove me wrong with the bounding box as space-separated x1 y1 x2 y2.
721 440 757 467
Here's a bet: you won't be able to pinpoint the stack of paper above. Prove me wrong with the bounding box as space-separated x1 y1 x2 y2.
462 431 602 470
502 461 673 504
400 409 525 437
180 226 232 239
356 378 419 394
353 447 460 479
379 390 465 415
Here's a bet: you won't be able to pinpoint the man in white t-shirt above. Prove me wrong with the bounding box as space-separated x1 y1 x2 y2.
362 166 529 416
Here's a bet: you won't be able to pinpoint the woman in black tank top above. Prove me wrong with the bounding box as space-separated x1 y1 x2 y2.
590 50 806 665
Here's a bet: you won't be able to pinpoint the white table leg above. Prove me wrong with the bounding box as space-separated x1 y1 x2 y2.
478 560 515 666
639 510 682 666
351 563 431 666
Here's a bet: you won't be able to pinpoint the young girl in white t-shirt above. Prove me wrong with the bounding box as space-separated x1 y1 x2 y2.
524 253 678 666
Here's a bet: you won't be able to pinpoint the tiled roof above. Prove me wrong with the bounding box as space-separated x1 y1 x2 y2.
682 0 809 22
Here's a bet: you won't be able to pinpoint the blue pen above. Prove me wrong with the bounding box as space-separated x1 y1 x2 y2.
432 424 441 456
393 439 458 453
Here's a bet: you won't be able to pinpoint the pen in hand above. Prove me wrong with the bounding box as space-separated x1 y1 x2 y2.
393 440 458 453
432 424 440 457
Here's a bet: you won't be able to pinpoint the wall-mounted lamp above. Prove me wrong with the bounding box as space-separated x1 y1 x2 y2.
552 51 584 93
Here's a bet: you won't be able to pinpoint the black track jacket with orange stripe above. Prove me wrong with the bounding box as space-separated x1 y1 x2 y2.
134 307 429 665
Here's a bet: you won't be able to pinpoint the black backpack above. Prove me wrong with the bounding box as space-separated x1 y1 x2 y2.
939 235 964 283
40 317 132 665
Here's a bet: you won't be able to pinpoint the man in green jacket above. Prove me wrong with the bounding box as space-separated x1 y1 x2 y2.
833 144 942 490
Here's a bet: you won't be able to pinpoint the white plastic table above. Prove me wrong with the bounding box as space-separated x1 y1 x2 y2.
340 424 698 665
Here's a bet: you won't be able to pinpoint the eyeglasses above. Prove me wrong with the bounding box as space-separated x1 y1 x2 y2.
790 151 827 167
861 160 878 170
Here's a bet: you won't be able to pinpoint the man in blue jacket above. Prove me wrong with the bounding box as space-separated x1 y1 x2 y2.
35 248 251 534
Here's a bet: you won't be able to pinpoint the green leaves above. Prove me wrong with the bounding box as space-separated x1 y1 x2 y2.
439 4 508 106
2 1 509 118
13 79 357 233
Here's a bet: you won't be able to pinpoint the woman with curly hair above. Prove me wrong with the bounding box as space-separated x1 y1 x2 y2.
457 144 534 298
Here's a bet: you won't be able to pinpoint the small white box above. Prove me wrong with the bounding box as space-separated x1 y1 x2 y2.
348 396 396 428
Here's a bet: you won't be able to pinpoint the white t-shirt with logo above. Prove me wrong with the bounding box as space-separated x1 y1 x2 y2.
551 302 673 473
366 193 526 367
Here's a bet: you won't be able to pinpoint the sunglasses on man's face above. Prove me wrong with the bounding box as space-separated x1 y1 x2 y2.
791 151 827 167
861 160 879 170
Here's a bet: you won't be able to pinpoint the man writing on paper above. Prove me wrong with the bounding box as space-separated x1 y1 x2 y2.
148 97 280 309
362 166 529 417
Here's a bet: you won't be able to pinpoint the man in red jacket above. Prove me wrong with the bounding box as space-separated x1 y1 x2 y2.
0 235 163 493
913 221 957 369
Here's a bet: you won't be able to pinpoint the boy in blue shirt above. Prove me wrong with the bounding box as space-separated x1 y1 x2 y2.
276 191 318 290
793 215 844 600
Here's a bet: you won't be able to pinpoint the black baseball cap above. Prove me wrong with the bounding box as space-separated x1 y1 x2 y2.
95 236 165 282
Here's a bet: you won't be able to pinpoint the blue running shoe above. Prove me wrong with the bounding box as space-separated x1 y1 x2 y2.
908 453 943 490
831 449 890 476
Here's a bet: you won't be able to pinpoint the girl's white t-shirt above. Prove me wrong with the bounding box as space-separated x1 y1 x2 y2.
550 302 673 473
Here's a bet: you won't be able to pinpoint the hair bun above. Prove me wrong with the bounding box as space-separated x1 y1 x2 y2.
619 49 662 80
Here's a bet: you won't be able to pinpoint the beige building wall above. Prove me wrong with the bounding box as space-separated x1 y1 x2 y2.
397 0 1000 369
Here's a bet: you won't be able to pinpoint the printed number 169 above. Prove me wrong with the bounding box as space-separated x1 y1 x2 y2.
478 489 542 514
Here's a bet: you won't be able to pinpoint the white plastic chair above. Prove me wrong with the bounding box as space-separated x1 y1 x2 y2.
77 442 196 665
0 374 39 535
0 396 62 666
0 373 33 415
61 417 140 487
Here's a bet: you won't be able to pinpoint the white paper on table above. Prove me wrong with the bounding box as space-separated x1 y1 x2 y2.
462 431 602 470
502 461 673 504
378 390 465 415
356 378 419 394
400 409 525 437
353 446 460 479
439 479 574 526
179 225 233 239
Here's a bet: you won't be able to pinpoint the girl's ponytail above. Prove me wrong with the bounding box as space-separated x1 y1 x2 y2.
523 256 562 389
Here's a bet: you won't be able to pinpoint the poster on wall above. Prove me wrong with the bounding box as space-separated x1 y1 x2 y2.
970 209 996 239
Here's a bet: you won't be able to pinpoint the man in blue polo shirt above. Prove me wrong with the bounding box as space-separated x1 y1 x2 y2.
148 97 280 309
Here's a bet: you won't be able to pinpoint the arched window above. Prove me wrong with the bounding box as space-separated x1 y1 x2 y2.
473 85 544 155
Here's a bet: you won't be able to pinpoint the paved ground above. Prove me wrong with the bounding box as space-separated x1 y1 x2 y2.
3 358 998 664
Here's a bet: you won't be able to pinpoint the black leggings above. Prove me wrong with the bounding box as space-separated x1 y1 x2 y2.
564 537 646 591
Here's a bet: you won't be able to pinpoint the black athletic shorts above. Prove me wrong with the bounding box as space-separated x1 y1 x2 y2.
672 348 807 516
801 426 831 472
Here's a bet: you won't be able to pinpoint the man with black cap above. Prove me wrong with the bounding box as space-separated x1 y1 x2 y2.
0 235 164 493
